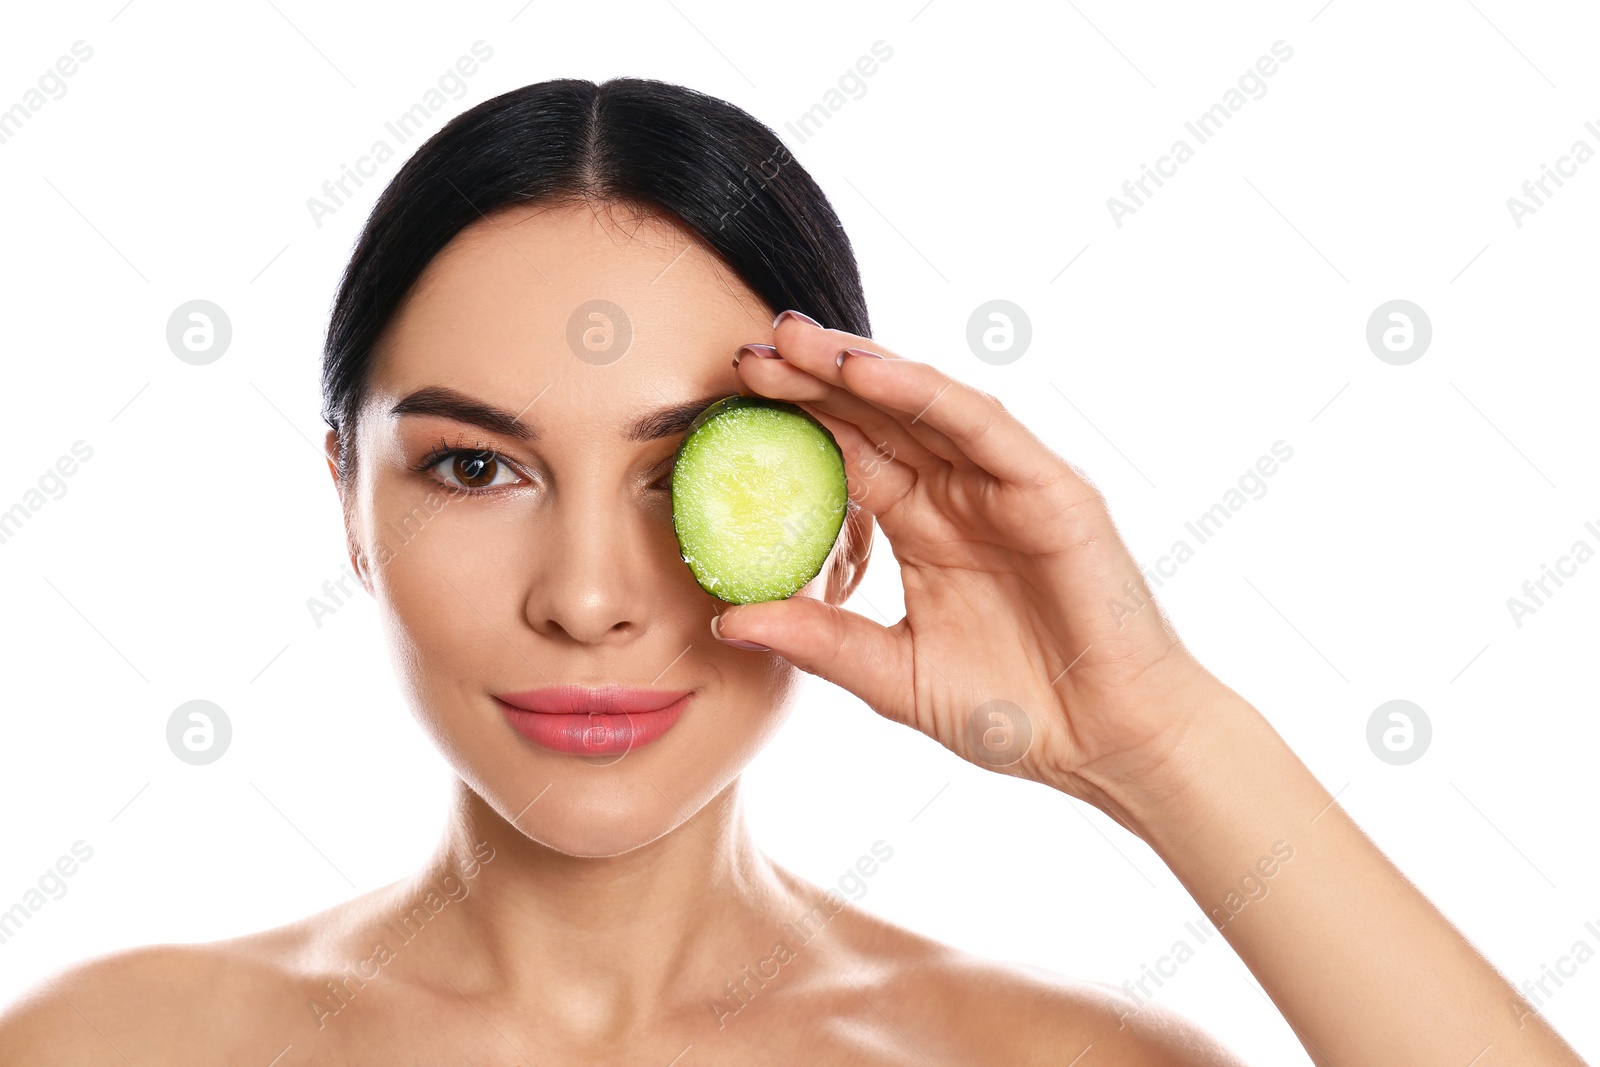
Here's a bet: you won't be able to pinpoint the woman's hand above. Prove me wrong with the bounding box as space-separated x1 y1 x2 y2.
713 311 1229 822
719 312 1592 1067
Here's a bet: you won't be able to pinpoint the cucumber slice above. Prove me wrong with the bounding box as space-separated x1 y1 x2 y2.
671 396 848 604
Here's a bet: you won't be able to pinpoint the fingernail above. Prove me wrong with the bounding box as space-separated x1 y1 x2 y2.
734 343 782 367
836 346 884 368
773 309 822 329
711 612 770 651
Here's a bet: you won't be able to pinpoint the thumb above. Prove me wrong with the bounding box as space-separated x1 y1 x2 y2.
711 598 914 726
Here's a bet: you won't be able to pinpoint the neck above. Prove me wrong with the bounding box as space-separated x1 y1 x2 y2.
400 775 794 1038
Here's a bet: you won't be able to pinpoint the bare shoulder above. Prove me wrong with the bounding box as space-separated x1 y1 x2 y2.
0 942 232 1061
0 914 332 1062
825 907 1249 1067
928 949 1248 1067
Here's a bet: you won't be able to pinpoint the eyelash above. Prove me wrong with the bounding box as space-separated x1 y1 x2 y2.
409 437 674 495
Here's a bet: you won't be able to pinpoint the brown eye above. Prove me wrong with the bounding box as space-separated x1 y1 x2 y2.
453 452 498 488
423 449 521 491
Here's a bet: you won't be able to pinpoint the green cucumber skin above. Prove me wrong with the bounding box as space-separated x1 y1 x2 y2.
670 396 847 605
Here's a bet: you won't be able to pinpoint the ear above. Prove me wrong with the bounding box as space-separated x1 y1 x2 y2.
323 428 342 498
325 428 374 598
824 499 875 606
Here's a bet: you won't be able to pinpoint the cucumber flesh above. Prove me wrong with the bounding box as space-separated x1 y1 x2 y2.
671 396 848 604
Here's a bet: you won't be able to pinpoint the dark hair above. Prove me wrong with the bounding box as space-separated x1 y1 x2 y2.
320 77 871 484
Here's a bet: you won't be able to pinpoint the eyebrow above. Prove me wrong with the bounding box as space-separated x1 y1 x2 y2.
388 385 740 443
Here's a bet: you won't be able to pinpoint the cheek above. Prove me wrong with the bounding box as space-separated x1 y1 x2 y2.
696 652 804 773
365 505 541 804
362 492 529 691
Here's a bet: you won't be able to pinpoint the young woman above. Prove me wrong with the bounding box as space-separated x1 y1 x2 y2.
0 78 1586 1066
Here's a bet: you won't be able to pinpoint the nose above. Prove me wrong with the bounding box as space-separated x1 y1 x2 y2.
520 480 661 646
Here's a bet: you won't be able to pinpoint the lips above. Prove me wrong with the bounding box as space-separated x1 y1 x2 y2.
495 685 693 755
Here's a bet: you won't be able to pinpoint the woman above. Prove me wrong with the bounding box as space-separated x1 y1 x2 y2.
0 78 1585 1065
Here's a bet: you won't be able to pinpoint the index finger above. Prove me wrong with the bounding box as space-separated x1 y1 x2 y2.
771 311 1058 487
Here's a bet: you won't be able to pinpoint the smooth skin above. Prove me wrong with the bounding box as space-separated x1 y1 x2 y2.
0 199 1585 1066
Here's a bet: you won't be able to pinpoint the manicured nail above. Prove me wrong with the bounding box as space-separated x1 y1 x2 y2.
773 309 822 329
734 343 782 367
711 612 770 651
836 346 884 368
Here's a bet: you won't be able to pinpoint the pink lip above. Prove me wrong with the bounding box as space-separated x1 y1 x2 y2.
495 686 692 755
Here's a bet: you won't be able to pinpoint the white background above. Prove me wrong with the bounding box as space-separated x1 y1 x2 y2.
2 1 1597 1062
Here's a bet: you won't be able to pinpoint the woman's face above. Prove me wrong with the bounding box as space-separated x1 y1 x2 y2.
328 200 869 857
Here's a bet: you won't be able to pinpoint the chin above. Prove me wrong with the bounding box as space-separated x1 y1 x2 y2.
507 778 716 858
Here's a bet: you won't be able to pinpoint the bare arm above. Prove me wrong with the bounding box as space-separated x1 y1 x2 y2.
1075 675 1585 1066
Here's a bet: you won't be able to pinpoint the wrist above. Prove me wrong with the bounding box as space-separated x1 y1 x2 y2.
1066 681 1285 850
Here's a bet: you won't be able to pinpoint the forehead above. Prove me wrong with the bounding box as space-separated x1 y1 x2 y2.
368 200 769 418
